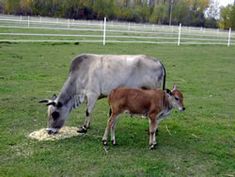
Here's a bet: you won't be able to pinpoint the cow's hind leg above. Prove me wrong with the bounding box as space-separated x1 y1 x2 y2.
77 93 98 133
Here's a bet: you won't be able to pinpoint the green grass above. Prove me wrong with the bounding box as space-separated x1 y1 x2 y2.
0 42 235 177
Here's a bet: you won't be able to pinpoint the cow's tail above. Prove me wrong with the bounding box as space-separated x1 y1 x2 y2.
160 61 166 90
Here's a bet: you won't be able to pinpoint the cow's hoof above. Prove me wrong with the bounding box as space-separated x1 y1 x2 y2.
102 140 108 146
149 143 157 150
111 140 117 146
77 126 87 134
47 130 58 135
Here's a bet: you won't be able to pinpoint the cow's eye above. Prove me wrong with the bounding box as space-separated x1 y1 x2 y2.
175 97 179 101
51 111 60 120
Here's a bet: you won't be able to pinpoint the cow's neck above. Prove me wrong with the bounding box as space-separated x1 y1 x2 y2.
57 75 83 110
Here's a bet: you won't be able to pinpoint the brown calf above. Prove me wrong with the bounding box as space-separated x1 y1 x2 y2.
102 84 185 149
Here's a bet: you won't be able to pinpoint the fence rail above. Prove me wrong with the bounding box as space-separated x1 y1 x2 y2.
0 14 234 46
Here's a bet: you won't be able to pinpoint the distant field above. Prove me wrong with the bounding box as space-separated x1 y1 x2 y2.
0 42 234 177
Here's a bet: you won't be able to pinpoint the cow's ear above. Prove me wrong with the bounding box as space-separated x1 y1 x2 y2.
56 102 63 108
51 111 60 120
39 99 50 104
51 94 57 100
166 89 172 95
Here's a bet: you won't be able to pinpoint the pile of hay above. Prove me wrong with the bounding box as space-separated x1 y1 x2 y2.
28 126 81 141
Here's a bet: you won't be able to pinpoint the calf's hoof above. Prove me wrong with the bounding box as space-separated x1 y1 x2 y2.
77 126 87 134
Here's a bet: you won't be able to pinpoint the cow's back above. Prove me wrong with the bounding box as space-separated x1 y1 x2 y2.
98 55 165 95
68 54 165 96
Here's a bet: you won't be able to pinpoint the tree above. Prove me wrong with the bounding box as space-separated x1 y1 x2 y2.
204 0 219 28
172 0 189 25
205 0 219 19
4 0 20 14
219 5 234 29
149 3 168 24
93 0 116 19
187 0 209 26
0 0 213 27
0 0 5 13
231 4 235 29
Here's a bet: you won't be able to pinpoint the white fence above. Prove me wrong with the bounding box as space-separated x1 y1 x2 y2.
0 14 234 46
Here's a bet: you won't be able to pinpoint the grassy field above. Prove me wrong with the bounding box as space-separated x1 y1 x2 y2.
0 42 235 177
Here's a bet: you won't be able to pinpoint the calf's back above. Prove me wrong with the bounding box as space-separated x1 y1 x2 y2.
108 88 166 115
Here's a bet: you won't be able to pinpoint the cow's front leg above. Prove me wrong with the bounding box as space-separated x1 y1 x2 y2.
77 93 98 133
77 109 90 133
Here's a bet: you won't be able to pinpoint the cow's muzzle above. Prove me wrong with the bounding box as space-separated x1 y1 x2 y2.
181 107 186 112
46 128 58 135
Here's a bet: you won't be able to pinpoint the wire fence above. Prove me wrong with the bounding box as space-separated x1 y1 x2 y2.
0 14 234 46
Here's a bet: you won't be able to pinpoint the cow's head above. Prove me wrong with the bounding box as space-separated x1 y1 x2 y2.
166 84 185 112
39 95 69 134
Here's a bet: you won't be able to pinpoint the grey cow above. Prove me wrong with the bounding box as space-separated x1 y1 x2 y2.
39 54 166 134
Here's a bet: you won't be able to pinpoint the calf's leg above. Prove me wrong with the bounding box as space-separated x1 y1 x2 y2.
102 113 118 145
110 116 119 145
149 114 157 150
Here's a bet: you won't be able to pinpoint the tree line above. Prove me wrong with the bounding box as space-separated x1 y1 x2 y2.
0 0 234 29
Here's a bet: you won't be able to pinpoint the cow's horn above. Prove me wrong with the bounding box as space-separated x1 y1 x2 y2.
46 102 56 106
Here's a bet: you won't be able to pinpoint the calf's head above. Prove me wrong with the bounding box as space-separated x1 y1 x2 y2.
39 95 69 134
166 84 185 111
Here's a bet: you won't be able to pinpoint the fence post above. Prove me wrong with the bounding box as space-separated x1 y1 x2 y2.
67 19 70 28
177 23 182 46
103 17 106 46
227 27 231 47
27 16 30 28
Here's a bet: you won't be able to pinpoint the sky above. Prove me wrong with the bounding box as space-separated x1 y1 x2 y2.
217 0 234 7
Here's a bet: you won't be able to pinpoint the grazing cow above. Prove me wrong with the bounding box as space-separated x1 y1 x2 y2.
102 85 185 149
39 54 166 134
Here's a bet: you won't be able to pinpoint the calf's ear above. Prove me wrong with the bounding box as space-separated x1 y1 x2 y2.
172 84 177 91
166 89 172 95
